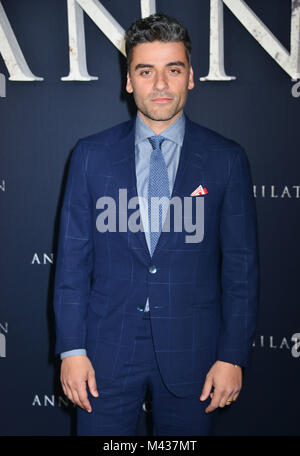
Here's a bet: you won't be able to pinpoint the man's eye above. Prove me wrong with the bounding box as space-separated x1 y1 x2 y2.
170 69 180 74
141 70 151 76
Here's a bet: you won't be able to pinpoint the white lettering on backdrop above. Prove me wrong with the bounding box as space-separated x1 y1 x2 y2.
0 0 299 81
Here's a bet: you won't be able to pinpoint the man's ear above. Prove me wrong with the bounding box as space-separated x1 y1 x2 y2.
188 65 195 90
126 71 133 93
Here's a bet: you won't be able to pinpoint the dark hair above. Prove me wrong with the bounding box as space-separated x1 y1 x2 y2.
125 13 192 70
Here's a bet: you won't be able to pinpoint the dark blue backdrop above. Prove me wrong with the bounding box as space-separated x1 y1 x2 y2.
0 0 299 436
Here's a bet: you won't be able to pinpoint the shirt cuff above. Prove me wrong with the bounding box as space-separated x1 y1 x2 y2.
60 349 87 359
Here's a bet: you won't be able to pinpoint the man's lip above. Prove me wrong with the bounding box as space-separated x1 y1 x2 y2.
151 97 172 102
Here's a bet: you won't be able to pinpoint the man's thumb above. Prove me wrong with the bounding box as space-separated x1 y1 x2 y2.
200 376 213 401
87 370 99 397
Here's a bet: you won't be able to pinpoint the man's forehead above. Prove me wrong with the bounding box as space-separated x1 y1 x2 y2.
130 41 188 66
133 40 185 50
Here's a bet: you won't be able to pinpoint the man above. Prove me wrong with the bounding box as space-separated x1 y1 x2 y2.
53 13 259 436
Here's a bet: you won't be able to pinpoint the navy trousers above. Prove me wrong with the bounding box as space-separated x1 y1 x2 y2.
77 312 217 436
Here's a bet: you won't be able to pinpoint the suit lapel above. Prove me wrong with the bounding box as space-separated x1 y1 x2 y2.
110 116 151 260
152 114 207 254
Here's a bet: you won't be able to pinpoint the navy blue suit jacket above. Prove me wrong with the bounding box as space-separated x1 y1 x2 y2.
53 112 259 397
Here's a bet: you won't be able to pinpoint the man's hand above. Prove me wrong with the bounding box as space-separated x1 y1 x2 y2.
60 355 99 413
200 360 242 413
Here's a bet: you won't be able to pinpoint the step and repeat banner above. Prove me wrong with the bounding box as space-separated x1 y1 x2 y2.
0 0 299 436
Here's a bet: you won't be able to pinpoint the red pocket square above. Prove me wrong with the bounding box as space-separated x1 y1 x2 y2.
190 184 208 196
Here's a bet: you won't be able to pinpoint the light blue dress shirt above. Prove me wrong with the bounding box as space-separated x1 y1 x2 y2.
60 111 186 359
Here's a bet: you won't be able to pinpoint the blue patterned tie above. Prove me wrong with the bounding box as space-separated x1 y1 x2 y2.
147 135 170 256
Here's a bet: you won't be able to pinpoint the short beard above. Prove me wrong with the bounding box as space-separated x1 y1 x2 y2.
136 98 184 123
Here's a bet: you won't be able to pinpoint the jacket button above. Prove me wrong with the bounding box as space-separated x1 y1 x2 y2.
149 265 157 274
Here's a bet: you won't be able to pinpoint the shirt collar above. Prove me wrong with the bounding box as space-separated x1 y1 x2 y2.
135 110 185 147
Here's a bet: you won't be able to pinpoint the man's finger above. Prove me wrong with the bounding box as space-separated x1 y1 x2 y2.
199 376 213 401
72 386 91 412
232 390 240 402
87 370 99 397
220 391 234 408
77 385 92 412
225 397 234 406
67 382 86 411
205 389 223 413
72 388 86 410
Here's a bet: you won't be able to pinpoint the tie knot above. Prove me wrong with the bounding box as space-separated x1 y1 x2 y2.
148 135 165 151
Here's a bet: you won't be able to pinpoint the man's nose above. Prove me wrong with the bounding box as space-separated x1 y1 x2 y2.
153 72 168 91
